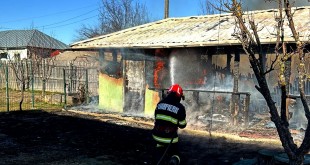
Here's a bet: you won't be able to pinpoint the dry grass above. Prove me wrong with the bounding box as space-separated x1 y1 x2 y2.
67 109 283 148
0 88 63 111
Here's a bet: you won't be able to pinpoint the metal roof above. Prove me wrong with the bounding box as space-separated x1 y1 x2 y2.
0 29 68 50
70 6 310 49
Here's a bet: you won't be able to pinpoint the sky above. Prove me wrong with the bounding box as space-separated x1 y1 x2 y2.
0 0 203 45
0 0 309 46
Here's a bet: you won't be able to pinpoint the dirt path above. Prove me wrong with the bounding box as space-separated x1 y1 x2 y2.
0 109 283 165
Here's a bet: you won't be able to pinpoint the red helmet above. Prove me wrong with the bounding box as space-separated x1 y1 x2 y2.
168 84 183 98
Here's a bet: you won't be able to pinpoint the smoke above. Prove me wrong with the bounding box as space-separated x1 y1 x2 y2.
288 99 307 130
242 0 310 10
123 92 146 117
168 48 243 130
168 48 204 88
69 96 101 113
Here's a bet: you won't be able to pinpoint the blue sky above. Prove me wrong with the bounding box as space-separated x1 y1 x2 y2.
0 0 203 45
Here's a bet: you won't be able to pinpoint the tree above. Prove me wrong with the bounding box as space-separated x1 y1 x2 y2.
76 0 151 40
221 0 310 164
9 57 31 111
29 47 56 100
199 0 218 15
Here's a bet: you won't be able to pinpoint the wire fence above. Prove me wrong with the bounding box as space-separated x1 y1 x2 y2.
0 60 98 112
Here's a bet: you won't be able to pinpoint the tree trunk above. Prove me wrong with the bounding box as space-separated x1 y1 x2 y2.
19 83 25 111
226 0 310 164
289 155 304 165
42 79 46 100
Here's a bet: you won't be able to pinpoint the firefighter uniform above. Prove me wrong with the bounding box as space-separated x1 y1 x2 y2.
152 84 187 165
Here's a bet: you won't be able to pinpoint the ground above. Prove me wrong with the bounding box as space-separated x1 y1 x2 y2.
0 109 284 165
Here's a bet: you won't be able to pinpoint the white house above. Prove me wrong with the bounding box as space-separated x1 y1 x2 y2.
0 29 68 60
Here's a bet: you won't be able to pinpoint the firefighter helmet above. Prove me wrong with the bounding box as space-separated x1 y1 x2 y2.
168 84 184 99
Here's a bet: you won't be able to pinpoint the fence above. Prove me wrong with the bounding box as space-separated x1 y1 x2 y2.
0 60 98 111
149 87 251 129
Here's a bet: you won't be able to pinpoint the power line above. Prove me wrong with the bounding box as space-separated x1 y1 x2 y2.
0 4 98 24
39 15 98 30
1 8 99 31
34 8 98 28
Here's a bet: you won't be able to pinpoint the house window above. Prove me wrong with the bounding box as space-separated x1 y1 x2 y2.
0 53 7 59
101 51 122 78
14 53 21 60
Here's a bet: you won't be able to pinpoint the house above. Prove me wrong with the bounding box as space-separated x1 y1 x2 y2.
54 50 99 67
54 50 100 98
70 6 310 126
0 29 68 60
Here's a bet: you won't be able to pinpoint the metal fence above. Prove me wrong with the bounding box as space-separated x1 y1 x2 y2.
0 60 98 111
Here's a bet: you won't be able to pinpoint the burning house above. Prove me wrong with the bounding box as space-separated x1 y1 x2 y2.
70 6 310 129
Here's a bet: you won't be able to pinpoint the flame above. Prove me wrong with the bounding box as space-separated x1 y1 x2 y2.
154 60 165 88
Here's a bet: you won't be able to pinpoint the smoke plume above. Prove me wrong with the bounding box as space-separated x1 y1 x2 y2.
242 0 309 10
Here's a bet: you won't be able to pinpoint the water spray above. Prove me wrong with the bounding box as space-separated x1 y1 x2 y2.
169 55 176 85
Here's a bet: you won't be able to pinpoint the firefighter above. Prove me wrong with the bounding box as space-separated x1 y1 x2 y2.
152 84 187 165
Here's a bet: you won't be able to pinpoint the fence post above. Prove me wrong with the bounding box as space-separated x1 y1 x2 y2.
63 69 67 109
85 69 89 104
69 63 73 93
5 63 9 112
30 60 34 109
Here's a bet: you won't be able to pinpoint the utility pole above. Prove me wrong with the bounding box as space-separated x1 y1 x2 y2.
164 0 169 19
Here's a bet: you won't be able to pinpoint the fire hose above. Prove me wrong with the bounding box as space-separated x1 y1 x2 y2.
156 136 174 165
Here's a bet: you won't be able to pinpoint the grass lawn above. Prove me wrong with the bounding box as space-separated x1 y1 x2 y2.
0 88 64 111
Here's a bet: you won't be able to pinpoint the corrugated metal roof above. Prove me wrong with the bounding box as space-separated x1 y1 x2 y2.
70 6 310 49
0 29 68 49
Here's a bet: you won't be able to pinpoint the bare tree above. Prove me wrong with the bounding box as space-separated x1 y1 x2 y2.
76 0 151 40
9 56 31 111
29 47 56 100
199 0 218 15
221 0 310 164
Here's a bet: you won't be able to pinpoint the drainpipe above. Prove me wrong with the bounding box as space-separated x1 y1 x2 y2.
164 0 169 19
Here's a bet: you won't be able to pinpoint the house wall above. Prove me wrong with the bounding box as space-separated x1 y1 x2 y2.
98 73 123 112
0 49 27 60
98 51 158 116
97 46 310 129
97 47 242 116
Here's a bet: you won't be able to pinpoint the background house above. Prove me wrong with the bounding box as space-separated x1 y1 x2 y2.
0 29 68 60
0 30 101 107
70 6 310 128
53 50 99 98
54 50 99 67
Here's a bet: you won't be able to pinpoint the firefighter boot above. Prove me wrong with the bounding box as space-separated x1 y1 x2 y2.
168 155 180 165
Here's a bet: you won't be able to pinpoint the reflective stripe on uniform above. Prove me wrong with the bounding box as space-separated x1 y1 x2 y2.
155 114 178 124
179 119 187 126
171 155 180 163
152 134 178 143
156 144 164 147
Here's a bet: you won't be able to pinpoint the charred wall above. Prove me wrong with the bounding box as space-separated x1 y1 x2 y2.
97 45 310 128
